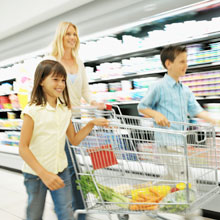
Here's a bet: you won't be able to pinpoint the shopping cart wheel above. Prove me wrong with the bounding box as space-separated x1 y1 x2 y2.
117 214 129 220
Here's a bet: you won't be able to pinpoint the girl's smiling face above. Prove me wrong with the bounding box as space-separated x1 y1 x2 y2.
41 73 66 104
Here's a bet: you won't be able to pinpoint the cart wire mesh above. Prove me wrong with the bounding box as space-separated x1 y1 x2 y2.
68 110 218 219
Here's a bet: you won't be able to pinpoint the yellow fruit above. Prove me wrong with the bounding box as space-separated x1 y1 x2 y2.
176 183 191 190
131 185 171 200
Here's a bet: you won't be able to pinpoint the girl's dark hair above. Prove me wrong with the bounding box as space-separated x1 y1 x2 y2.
160 45 187 69
30 60 71 108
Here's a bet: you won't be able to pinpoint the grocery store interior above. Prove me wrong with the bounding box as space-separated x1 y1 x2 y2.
1 0 220 219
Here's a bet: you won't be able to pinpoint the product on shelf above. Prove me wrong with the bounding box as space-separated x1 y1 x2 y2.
9 94 20 109
0 96 12 110
7 112 16 119
0 131 20 147
0 119 22 130
181 71 220 97
0 82 13 94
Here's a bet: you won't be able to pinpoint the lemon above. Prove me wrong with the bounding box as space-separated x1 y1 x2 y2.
176 182 191 190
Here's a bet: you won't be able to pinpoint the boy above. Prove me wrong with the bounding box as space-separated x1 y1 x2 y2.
137 45 216 184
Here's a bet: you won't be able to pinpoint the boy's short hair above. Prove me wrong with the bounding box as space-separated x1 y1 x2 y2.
160 45 187 69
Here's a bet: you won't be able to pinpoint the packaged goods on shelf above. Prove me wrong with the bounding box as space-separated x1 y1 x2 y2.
90 83 108 94
80 37 123 61
81 17 220 63
121 80 132 91
6 131 20 140
0 83 13 95
96 62 123 79
85 66 98 81
204 103 220 112
122 35 144 52
181 71 220 97
0 96 12 110
7 112 16 119
8 94 20 109
133 77 160 90
0 119 22 130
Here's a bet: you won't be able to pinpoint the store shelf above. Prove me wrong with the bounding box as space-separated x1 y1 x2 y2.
0 128 21 131
0 145 19 154
89 69 165 84
0 145 22 171
103 96 220 105
84 31 220 64
107 101 139 105
0 109 21 112
0 91 17 96
89 62 220 85
0 77 16 83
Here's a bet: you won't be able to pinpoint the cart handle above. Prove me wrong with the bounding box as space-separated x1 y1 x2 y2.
193 131 207 144
106 104 123 116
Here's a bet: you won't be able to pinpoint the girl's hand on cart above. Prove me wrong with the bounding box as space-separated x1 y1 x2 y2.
154 112 170 127
91 118 109 127
39 171 65 191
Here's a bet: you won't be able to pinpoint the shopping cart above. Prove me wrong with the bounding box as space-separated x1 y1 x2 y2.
67 107 218 220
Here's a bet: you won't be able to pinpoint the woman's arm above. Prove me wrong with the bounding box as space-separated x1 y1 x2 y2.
19 114 65 190
66 118 109 146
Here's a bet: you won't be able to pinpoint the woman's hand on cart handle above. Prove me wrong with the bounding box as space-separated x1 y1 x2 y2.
90 100 106 110
90 101 113 111
90 118 109 127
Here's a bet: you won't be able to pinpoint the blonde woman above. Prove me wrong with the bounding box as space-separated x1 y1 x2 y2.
50 22 105 220
51 21 104 109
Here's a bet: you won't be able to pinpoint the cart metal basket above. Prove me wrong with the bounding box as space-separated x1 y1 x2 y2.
68 107 218 220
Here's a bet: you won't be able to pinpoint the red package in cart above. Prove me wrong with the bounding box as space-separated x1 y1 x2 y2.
87 144 118 170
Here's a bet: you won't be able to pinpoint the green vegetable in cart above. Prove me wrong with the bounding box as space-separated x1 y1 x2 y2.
159 189 196 213
76 174 130 209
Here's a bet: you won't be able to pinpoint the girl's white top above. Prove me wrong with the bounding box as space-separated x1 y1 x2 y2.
21 100 72 175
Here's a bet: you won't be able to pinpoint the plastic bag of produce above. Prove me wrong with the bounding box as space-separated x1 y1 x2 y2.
159 189 196 213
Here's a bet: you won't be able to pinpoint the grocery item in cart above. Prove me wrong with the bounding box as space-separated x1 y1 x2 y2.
87 144 118 170
159 189 196 213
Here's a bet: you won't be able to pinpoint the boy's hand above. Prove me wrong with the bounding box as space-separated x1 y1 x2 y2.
39 171 65 191
91 118 109 127
154 112 170 127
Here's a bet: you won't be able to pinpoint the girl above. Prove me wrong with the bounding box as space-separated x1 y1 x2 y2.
19 59 108 220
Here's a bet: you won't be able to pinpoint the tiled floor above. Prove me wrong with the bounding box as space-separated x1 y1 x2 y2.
0 168 214 220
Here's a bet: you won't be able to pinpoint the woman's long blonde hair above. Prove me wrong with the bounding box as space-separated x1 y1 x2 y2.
51 22 80 60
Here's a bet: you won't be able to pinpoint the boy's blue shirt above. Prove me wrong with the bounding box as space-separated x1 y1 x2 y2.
138 74 203 123
138 74 203 146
